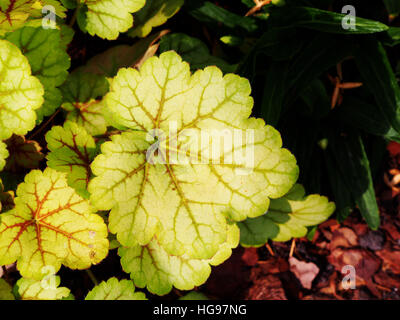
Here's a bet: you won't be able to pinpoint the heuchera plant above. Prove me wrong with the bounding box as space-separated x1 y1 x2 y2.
0 0 335 300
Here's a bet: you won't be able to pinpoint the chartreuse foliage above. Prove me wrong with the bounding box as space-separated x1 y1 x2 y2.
85 277 146 300
81 0 146 40
0 142 8 171
0 168 109 279
0 0 350 300
4 26 71 122
89 51 299 294
15 276 71 300
0 39 44 140
0 0 66 34
239 184 335 247
128 0 184 38
119 222 239 295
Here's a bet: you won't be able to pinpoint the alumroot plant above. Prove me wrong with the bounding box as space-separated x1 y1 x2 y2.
0 0 337 300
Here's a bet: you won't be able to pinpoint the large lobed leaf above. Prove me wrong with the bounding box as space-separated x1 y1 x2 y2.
0 168 109 279
89 51 298 292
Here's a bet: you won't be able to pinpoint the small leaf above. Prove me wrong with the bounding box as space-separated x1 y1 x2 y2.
82 0 146 40
0 279 14 300
4 135 44 172
46 121 97 198
85 277 146 300
0 39 44 140
0 0 43 33
128 0 183 38
5 27 71 123
239 184 335 246
0 168 109 279
60 69 109 136
269 6 389 34
16 276 70 300
159 33 236 73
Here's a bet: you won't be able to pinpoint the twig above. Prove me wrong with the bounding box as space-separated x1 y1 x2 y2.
289 239 296 257
265 242 275 256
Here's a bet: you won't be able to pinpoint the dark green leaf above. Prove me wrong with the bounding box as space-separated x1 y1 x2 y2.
269 6 389 34
354 38 400 134
328 131 380 229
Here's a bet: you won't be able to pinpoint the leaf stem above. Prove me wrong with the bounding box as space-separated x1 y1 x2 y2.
86 269 99 286
28 108 61 140
69 2 81 27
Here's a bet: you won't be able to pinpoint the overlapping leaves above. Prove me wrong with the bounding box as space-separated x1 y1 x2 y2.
46 121 97 198
89 51 298 293
16 276 71 300
239 184 335 246
5 26 71 122
0 168 109 279
82 0 146 40
60 69 109 136
0 39 44 140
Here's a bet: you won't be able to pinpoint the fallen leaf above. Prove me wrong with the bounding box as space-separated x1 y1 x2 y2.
245 275 287 300
289 257 319 289
359 230 385 251
375 247 400 274
387 141 400 158
329 227 358 250
328 248 381 280
242 248 259 267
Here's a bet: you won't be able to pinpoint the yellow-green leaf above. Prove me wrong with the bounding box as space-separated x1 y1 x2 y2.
83 0 146 40
119 222 239 295
89 51 298 261
239 184 335 246
0 168 109 279
0 39 44 140
16 276 70 300
85 277 146 300
0 279 14 300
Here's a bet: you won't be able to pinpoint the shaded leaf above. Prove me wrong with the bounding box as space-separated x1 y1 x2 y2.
4 135 44 172
128 0 183 38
